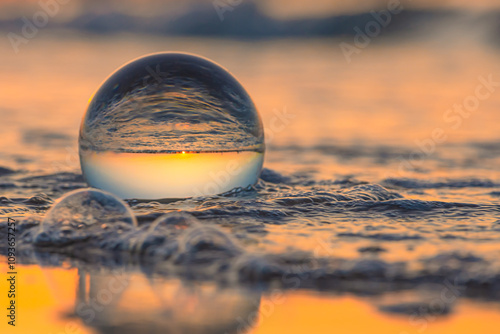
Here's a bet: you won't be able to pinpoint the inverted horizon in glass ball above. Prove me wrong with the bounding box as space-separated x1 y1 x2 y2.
79 52 265 199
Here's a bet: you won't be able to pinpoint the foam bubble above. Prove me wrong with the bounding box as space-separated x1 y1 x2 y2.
35 188 137 247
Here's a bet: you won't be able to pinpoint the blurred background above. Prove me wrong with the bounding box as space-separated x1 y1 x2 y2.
1 0 500 177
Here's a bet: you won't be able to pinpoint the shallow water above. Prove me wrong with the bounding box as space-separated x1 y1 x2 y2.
1 34 500 333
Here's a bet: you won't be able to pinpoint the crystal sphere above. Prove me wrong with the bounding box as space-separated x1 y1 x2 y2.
79 52 265 199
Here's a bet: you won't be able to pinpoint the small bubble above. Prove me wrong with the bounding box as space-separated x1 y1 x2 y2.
35 188 137 247
176 225 242 264
42 188 137 228
149 212 200 232
133 212 198 255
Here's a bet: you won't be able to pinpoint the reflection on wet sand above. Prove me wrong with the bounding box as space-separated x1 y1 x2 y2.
2 263 500 334
73 269 261 334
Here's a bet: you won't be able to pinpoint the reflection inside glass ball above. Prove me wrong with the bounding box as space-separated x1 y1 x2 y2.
79 52 265 199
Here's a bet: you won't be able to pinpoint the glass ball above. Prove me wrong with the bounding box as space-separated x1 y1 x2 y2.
79 52 265 199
